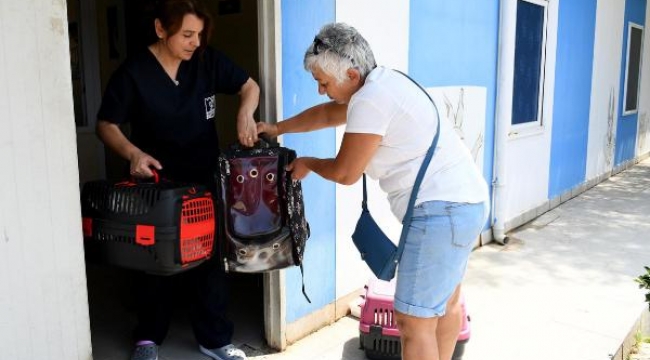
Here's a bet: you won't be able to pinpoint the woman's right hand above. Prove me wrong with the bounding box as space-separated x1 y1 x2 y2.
96 121 162 179
285 157 313 181
256 122 279 138
129 151 163 179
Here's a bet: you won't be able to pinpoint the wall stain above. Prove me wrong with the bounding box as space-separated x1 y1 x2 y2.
50 17 64 37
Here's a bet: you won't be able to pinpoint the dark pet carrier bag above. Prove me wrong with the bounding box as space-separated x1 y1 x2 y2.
216 140 311 301
81 171 216 276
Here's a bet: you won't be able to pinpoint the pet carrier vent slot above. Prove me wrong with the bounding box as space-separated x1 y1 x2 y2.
373 338 400 355
182 198 214 224
97 232 135 245
181 233 214 263
373 308 395 327
86 184 160 215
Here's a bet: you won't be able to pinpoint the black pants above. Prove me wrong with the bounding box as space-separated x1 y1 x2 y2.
133 259 233 348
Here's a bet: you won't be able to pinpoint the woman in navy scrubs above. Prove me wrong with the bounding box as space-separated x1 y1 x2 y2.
96 1 258 359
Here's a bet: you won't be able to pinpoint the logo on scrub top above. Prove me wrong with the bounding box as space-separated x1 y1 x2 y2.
204 95 216 120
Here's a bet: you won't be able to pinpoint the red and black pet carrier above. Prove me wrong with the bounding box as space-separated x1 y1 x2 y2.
81 172 216 276
216 140 310 275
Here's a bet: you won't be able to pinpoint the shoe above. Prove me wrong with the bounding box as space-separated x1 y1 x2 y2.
130 343 158 360
199 344 247 360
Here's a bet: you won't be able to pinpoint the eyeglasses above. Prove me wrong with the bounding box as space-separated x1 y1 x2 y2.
312 37 355 64
312 37 327 55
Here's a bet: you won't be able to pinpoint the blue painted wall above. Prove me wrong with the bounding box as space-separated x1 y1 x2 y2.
615 0 647 165
548 0 597 198
409 0 499 216
281 0 336 323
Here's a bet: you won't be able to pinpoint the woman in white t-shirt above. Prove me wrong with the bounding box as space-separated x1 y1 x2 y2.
257 22 489 360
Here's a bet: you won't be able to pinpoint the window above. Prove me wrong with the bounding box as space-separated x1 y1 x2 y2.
624 23 644 115
512 0 548 126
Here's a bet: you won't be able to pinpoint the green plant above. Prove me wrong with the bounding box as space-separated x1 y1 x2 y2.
635 266 650 311
627 330 650 360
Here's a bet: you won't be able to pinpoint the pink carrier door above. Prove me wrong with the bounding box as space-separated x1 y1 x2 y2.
227 156 282 238
359 278 400 337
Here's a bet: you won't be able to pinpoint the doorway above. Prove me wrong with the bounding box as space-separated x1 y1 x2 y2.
69 0 272 358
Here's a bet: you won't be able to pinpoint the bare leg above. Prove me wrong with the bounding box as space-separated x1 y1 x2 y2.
395 311 440 360
436 285 463 360
395 285 463 360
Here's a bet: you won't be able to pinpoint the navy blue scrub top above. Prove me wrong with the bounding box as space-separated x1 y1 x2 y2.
97 46 249 184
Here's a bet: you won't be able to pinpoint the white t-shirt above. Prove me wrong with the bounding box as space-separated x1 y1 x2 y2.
345 67 489 220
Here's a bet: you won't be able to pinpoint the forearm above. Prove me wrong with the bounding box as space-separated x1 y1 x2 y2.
277 102 346 135
237 78 260 119
96 120 142 161
235 78 261 146
288 133 381 185
300 157 358 185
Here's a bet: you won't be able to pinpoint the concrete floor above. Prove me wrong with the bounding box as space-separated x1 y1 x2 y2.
91 158 650 360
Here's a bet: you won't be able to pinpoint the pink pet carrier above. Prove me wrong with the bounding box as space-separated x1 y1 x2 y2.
359 277 470 360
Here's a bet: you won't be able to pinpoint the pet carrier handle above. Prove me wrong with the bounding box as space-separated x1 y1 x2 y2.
130 168 160 184
149 169 160 183
258 132 278 146
230 134 275 151
117 169 161 187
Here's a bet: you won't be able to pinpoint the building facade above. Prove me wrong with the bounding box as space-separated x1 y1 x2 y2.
1 0 648 358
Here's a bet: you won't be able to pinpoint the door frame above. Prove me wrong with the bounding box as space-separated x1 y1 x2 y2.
75 0 288 349
257 0 287 351
78 0 104 168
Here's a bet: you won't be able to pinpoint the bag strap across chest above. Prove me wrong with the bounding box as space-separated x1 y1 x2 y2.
362 70 442 265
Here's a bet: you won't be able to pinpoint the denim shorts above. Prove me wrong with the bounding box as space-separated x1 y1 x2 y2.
393 200 489 318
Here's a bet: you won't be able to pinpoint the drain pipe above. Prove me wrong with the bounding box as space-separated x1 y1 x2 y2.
491 0 516 245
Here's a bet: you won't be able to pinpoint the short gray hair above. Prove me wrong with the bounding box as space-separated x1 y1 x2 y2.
304 23 376 83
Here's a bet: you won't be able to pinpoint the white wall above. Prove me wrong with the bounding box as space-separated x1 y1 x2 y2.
0 1 92 359
427 86 487 173
334 1 410 299
586 0 625 179
637 2 650 156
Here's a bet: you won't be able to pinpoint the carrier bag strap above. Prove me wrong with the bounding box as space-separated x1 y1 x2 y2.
360 70 441 263
300 264 311 303
284 154 311 303
361 173 369 211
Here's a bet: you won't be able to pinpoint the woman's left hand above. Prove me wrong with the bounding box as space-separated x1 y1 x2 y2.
237 113 257 147
286 157 313 181
236 78 261 147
